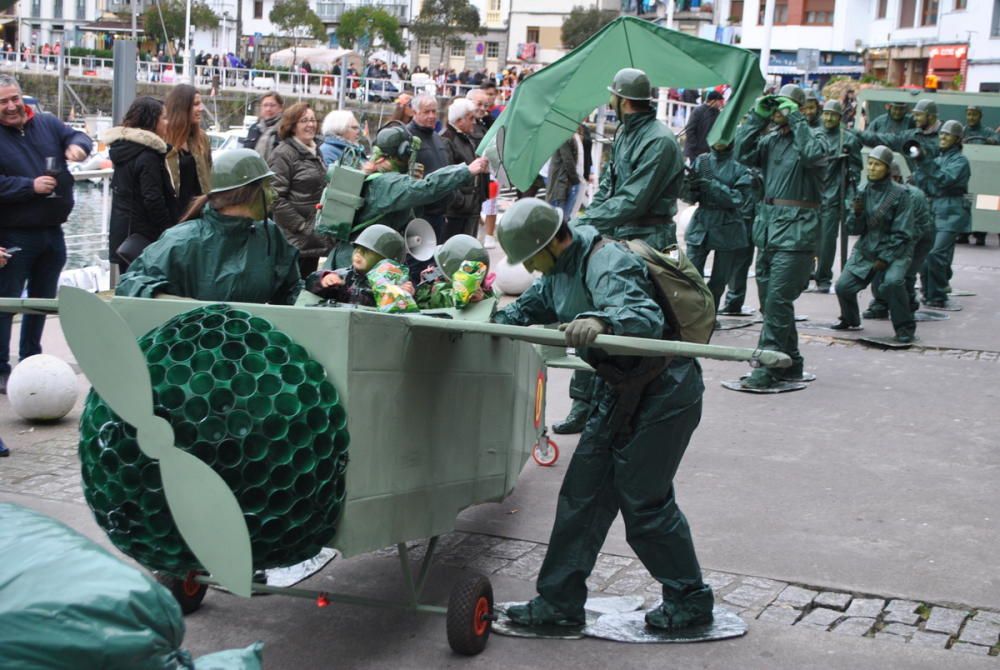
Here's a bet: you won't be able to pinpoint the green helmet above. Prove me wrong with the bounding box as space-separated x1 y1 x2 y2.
354 224 406 262
497 197 563 265
967 104 981 112
889 101 907 108
822 100 843 115
373 125 414 161
607 68 654 101
803 89 819 103
210 148 275 194
869 145 894 167
778 84 805 106
913 99 938 115
940 120 964 138
434 234 489 278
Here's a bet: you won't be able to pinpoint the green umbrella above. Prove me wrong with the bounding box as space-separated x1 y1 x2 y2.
480 16 766 191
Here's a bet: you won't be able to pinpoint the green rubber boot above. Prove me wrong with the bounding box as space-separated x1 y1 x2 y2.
506 596 585 627
552 399 591 435
645 586 715 631
740 368 776 390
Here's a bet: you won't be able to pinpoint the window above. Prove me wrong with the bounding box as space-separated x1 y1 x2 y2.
486 41 499 59
899 0 916 27
418 39 430 55
920 0 938 25
729 0 743 23
526 26 539 43
30 0 40 18
489 0 500 9
76 0 85 19
254 0 262 19
955 0 966 8
993 0 1000 36
53 0 62 19
450 41 465 57
758 2 788 24
877 0 887 18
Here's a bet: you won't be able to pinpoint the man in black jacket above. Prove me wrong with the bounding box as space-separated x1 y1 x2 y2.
683 90 724 164
0 74 91 392
441 98 486 240
406 94 451 238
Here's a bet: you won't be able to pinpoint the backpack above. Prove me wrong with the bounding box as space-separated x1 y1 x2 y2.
587 237 715 344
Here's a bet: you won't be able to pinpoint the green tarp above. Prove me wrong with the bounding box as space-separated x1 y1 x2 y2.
481 16 766 191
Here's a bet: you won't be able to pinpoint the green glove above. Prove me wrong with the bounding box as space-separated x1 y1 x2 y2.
753 96 774 118
560 317 607 348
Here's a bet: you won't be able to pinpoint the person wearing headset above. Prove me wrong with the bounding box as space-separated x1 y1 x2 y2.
323 125 491 271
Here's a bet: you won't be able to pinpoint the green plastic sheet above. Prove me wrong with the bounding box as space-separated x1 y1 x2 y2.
480 16 765 191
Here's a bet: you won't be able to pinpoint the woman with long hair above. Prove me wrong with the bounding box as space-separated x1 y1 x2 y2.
163 84 212 216
267 101 333 278
116 148 301 304
101 96 179 272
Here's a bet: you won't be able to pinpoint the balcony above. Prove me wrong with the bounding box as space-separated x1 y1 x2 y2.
486 9 502 27
315 0 409 24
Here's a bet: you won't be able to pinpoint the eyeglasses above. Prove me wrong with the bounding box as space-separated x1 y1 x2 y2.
298 117 317 125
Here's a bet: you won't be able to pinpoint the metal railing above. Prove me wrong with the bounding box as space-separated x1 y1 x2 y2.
67 168 112 262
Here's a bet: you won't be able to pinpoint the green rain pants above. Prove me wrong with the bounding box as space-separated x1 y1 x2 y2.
868 231 933 315
754 249 812 375
837 260 915 336
722 244 754 313
536 377 707 617
813 204 842 288
568 370 596 403
920 231 957 304
686 244 740 310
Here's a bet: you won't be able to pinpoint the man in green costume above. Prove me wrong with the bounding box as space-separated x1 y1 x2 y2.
117 149 303 303
958 106 996 245
813 100 863 293
493 198 713 631
913 120 971 309
325 125 490 269
555 67 685 433
866 101 913 135
865 161 934 320
858 99 941 171
734 84 826 389
831 146 917 342
802 89 821 130
719 166 762 315
684 142 754 308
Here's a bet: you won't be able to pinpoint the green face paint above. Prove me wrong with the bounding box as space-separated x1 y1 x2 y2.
939 133 959 150
352 247 383 272
523 247 556 276
247 185 276 221
821 111 841 130
866 157 889 182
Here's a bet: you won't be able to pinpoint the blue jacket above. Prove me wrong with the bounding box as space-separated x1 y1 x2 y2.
0 108 93 229
319 135 365 168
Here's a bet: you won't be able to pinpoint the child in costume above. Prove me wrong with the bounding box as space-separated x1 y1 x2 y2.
415 234 493 310
307 224 413 307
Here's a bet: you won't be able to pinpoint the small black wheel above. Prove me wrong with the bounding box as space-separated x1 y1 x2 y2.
446 574 494 656
156 570 208 614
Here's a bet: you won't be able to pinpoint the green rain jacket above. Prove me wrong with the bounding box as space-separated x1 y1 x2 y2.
492 224 703 414
867 112 913 135
904 183 934 242
734 110 826 251
817 126 863 206
963 123 999 146
685 148 753 252
577 110 683 249
357 164 473 233
911 145 972 234
116 206 303 304
844 177 915 279
857 121 941 170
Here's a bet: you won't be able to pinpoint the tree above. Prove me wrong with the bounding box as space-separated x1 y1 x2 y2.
143 0 220 54
410 0 484 68
560 6 617 50
336 7 405 67
269 0 326 70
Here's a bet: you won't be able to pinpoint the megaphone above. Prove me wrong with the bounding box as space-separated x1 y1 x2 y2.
902 139 923 160
404 218 437 261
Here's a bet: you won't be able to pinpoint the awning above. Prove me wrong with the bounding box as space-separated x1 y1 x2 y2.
929 54 961 70
767 65 864 75
79 20 144 34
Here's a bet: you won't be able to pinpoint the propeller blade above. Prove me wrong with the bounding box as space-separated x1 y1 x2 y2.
58 288 168 457
160 449 253 597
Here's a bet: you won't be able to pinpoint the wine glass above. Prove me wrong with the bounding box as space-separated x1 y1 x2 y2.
43 157 61 199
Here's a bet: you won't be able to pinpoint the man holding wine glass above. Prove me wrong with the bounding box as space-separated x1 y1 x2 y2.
0 73 92 393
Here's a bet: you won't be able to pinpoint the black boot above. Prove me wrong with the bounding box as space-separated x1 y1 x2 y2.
552 399 591 434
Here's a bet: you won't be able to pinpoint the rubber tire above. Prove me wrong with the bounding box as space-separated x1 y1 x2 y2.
157 571 208 614
446 574 493 656
532 438 559 467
